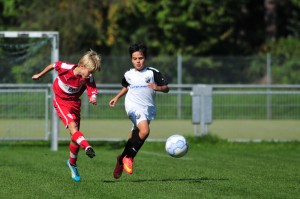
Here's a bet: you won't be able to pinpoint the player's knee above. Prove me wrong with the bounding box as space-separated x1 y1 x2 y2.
68 122 79 134
139 130 149 140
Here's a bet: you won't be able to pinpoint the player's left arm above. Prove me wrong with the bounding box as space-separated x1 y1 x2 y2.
85 76 98 105
154 84 169 93
148 69 169 93
148 83 169 93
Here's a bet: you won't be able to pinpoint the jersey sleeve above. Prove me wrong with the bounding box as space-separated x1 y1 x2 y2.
54 61 75 76
85 76 98 98
121 77 130 87
153 70 168 86
53 61 62 72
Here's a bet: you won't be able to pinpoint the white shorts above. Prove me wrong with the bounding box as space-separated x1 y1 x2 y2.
127 109 154 131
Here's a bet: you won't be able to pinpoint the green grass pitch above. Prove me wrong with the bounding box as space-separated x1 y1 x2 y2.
1 137 300 199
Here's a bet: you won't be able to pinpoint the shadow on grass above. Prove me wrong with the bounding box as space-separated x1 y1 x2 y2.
102 177 229 183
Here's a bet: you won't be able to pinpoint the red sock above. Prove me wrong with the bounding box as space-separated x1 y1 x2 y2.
72 131 90 150
69 142 80 165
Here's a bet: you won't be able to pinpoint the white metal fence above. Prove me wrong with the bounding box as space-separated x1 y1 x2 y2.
1 84 300 142
0 86 49 140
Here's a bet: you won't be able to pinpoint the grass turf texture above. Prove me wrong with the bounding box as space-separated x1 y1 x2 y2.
1 136 300 199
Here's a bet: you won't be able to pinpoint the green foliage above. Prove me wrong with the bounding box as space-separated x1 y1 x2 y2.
0 0 299 56
0 0 18 17
0 38 52 83
265 37 300 84
1 0 300 83
12 1 111 54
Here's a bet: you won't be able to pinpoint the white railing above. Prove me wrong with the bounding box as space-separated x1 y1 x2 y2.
1 84 300 145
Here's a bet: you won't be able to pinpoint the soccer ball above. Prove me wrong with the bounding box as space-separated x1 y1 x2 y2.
165 135 189 158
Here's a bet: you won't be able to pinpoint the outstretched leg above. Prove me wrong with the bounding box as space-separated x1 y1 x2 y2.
68 121 96 158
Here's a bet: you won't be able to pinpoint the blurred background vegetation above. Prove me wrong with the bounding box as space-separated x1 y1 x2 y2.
0 0 300 84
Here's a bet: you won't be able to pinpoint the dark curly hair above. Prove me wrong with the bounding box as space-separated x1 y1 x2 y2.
128 42 147 58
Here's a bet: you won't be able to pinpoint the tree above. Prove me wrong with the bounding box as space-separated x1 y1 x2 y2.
2 0 300 83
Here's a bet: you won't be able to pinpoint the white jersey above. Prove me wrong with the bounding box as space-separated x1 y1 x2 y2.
122 67 168 120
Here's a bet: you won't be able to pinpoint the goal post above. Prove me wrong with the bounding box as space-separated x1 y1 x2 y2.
0 31 60 151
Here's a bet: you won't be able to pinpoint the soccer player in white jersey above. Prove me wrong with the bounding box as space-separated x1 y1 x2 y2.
109 43 169 179
32 50 101 182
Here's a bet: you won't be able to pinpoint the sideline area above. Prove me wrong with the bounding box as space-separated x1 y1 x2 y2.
1 119 299 142
78 119 300 141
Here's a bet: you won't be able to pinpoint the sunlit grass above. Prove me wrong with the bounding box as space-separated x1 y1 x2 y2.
1 137 300 199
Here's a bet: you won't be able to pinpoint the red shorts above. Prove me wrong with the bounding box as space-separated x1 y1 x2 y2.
53 98 81 128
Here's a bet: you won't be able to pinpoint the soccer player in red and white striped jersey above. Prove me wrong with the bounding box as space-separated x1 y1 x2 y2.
32 50 101 182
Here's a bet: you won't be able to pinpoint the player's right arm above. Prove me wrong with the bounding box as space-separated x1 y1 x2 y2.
32 63 54 80
109 76 130 108
109 87 128 108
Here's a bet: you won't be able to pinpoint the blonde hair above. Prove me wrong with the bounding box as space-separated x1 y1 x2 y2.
78 49 101 72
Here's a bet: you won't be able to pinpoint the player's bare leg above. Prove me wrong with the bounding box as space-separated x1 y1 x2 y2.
68 121 95 158
66 122 95 181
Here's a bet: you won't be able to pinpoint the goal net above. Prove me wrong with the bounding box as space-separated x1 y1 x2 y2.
0 31 59 151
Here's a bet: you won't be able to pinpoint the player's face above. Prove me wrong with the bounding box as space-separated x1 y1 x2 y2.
80 67 94 79
131 51 145 71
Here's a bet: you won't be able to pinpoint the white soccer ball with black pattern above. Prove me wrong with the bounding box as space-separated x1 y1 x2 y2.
165 135 188 158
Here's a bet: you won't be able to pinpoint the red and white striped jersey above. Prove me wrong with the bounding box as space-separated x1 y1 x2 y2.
52 61 98 100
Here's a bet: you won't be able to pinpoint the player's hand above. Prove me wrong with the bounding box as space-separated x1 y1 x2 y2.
109 98 117 108
32 74 40 80
89 95 97 105
148 83 158 91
